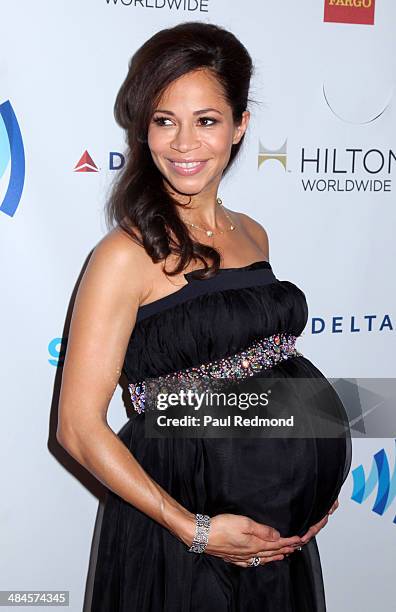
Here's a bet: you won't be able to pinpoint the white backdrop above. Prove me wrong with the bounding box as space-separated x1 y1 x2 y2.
1 1 395 610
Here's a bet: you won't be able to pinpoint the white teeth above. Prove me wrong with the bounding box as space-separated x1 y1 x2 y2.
173 161 202 168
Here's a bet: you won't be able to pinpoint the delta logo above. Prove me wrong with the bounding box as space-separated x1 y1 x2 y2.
73 151 125 172
324 0 375 25
0 100 25 218
74 150 99 172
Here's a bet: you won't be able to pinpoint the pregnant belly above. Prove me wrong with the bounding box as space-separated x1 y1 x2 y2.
120 425 349 541
120 357 351 540
197 354 351 537
201 436 348 538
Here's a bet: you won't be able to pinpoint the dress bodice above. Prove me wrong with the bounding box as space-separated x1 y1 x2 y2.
122 260 309 382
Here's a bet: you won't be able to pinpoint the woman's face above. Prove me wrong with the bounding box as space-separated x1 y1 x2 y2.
147 68 249 198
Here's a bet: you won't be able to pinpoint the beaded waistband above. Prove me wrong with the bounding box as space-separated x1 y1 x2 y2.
128 332 302 414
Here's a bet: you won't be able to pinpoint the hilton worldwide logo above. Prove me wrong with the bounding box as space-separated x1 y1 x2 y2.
258 140 395 193
258 139 287 171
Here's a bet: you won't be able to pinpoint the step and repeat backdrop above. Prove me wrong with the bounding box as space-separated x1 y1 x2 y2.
1 1 395 610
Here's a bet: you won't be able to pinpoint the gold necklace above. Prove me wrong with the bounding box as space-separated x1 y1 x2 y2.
181 197 236 237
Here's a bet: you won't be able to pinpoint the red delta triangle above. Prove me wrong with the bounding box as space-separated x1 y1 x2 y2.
74 150 99 172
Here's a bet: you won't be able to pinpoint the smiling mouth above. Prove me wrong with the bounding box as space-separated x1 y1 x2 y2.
167 159 208 176
168 160 208 168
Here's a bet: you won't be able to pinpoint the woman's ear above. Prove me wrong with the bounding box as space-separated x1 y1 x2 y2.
232 110 250 145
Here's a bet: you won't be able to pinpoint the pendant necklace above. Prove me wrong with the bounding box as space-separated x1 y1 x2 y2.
181 197 236 237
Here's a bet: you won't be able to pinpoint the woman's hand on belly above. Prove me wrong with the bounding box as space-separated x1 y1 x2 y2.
299 514 329 547
299 498 339 546
328 497 339 515
204 514 304 567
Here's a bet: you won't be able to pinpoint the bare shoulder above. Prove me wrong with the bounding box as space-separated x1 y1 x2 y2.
225 208 270 257
86 226 150 305
93 225 145 266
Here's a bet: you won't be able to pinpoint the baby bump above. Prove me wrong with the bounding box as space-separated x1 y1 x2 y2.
201 436 347 538
119 407 348 539
198 357 351 537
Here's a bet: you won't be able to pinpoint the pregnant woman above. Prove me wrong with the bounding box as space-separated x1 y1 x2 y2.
57 21 352 611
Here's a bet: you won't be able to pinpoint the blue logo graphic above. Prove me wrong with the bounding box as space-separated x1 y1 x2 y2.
48 337 65 367
351 440 396 524
0 100 25 217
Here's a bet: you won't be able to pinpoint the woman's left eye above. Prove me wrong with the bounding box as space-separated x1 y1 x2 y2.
198 117 218 126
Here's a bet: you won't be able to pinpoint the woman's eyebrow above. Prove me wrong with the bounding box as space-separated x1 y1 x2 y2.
153 108 223 116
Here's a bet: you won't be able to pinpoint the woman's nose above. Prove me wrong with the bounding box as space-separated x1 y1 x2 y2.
170 124 201 151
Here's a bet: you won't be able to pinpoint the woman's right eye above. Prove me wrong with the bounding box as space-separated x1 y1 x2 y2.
152 116 172 126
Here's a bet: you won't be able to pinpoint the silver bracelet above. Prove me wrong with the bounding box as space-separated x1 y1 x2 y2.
187 513 211 554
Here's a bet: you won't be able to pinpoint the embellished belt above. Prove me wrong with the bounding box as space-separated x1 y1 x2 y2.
128 332 302 414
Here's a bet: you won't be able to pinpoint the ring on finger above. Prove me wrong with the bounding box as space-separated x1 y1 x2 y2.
248 556 261 567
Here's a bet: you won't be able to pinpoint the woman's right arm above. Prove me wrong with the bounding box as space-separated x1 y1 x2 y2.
56 229 302 565
57 229 198 545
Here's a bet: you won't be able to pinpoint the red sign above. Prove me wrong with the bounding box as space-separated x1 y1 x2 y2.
324 0 375 25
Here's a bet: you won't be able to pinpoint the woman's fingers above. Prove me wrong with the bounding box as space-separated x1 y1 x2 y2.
249 533 302 553
328 498 339 515
225 553 286 567
256 544 301 557
301 514 329 544
225 502 340 566
224 544 302 563
227 543 307 567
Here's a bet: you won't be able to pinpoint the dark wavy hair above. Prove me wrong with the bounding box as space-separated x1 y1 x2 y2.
105 21 256 280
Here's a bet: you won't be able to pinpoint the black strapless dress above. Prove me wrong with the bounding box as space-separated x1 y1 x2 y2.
90 260 352 611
